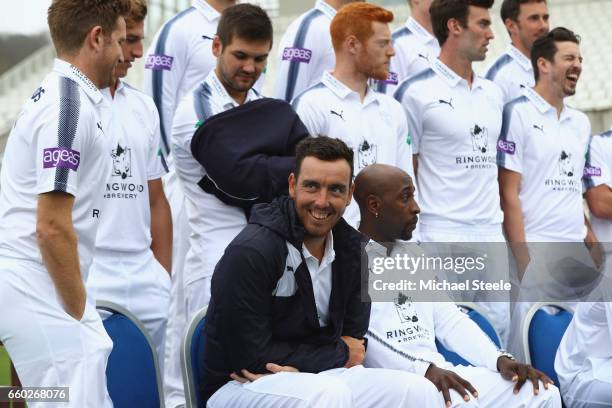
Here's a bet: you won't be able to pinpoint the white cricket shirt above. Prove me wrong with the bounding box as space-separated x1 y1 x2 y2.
375 17 440 96
293 70 416 228
143 0 220 161
272 0 337 103
497 87 590 242
172 70 262 286
0 59 110 275
585 129 612 243
485 45 535 105
395 58 504 228
94 80 167 252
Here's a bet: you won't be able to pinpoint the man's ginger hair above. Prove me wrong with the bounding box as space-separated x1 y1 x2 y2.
330 3 394 52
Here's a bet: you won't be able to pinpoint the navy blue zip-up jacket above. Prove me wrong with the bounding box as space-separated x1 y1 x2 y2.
200 196 370 402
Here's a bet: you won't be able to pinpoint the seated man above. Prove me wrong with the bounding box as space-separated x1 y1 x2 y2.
354 163 562 407
555 300 612 407
201 137 441 407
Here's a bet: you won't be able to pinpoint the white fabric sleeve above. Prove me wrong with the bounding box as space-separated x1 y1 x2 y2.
398 90 423 155
273 19 332 102
146 102 167 180
496 104 524 174
143 26 189 156
393 101 415 179
35 94 90 197
433 303 501 372
585 135 612 189
292 93 327 137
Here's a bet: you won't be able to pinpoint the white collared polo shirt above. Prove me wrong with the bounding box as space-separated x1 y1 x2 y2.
485 45 535 105
376 17 440 96
583 128 612 242
171 70 262 286
497 87 591 242
395 59 504 228
95 81 167 252
0 59 110 274
275 232 335 327
292 70 416 227
273 0 337 103
143 0 220 162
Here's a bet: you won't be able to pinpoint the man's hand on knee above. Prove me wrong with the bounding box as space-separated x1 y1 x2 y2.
425 364 478 407
230 363 299 383
341 336 365 367
497 357 553 396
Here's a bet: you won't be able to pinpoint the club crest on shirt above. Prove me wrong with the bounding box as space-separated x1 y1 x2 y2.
470 124 488 153
558 150 574 177
394 293 419 324
358 140 377 169
111 143 132 179
31 87 45 102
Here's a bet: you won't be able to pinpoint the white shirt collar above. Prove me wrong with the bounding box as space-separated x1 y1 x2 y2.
322 71 380 106
315 0 337 20
193 0 220 22
431 58 484 90
507 44 533 71
53 58 103 104
205 70 260 109
302 231 336 269
524 86 572 121
406 17 437 45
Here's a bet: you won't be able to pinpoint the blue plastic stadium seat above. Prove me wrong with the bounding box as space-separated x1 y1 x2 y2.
182 307 208 408
99 302 163 408
436 306 501 366
526 306 573 387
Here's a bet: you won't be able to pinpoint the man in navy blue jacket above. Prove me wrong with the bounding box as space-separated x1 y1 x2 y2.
202 136 441 407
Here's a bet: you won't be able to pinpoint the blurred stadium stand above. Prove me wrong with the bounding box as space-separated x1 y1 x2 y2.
1 0 611 164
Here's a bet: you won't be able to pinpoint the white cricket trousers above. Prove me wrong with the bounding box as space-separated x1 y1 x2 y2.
419 223 511 347
439 365 562 407
87 248 171 361
0 257 113 408
161 169 191 408
208 365 443 407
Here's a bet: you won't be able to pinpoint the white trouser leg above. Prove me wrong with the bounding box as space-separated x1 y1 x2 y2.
208 372 353 408
450 365 562 407
162 171 191 408
322 365 442 407
0 259 113 408
185 277 212 319
87 249 171 363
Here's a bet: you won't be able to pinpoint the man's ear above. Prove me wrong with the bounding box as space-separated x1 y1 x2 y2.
288 173 297 199
86 25 105 53
212 35 222 58
346 35 361 56
366 194 380 217
447 18 462 38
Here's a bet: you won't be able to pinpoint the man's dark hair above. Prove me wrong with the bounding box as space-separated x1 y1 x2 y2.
217 3 273 48
295 136 354 183
430 0 494 46
531 27 580 82
500 0 546 23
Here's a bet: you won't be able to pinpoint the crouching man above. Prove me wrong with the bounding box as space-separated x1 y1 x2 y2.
355 163 562 407
201 137 441 407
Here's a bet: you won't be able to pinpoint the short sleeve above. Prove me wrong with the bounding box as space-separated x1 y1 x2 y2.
35 83 88 196
395 84 423 155
292 92 327 137
147 103 168 180
496 103 524 174
584 133 612 189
